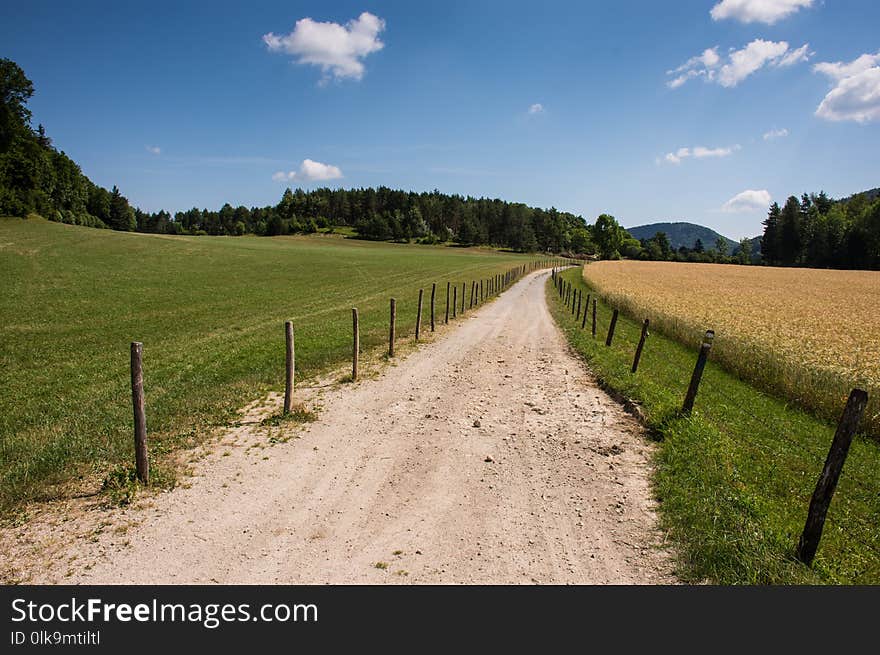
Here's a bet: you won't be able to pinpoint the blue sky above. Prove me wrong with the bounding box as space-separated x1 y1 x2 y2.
3 0 878 239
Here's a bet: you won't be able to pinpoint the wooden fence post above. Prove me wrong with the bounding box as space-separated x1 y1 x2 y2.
591 299 597 337
445 282 450 324
283 321 295 414
130 341 149 485
480 279 484 303
682 330 714 414
416 289 424 341
605 309 619 346
581 294 590 329
430 283 436 332
352 308 359 381
452 285 457 318
796 388 869 566
461 282 465 314
389 298 396 357
631 319 649 373
576 291 582 321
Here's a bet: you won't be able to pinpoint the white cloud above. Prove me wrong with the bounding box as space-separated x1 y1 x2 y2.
668 39 811 89
263 12 385 82
778 44 811 68
528 103 544 114
721 189 773 213
710 0 814 25
814 52 880 123
763 127 789 140
661 144 739 164
814 52 880 81
694 145 739 158
146 145 161 155
272 159 344 183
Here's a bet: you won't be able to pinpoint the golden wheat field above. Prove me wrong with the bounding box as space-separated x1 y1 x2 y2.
582 260 880 433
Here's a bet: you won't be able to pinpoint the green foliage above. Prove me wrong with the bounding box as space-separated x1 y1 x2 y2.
0 217 539 511
592 213 626 259
550 268 880 584
761 189 880 269
0 58 131 227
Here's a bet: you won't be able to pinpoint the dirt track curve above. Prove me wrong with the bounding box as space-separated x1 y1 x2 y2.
3 270 675 584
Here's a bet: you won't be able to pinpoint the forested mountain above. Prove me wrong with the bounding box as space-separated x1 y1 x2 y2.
761 190 880 269
625 222 739 252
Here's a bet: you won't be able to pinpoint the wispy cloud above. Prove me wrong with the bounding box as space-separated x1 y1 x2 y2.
146 145 161 155
763 127 789 140
528 103 545 114
263 12 385 83
668 39 811 89
660 144 740 164
721 189 772 213
813 51 880 123
710 0 814 25
272 159 344 183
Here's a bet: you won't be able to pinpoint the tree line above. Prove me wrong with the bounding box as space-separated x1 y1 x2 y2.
4 57 878 267
0 59 137 231
136 186 592 253
2 59 597 253
761 190 880 269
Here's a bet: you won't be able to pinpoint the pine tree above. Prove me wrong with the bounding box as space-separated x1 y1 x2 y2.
762 202 781 265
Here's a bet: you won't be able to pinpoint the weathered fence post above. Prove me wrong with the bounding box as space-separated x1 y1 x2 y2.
352 308 359 381
576 291 582 321
480 279 484 303
461 282 465 313
605 309 619 346
389 298 396 357
452 285 457 318
445 282 450 324
682 330 714 414
631 319 649 373
415 289 424 341
796 388 869 566
592 299 597 337
581 294 590 329
130 341 149 485
430 283 436 332
283 321 295 414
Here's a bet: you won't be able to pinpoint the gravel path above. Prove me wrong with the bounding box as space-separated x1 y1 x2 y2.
2 270 675 584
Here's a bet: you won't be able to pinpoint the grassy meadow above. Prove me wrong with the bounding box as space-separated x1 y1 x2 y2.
581 260 880 436
0 216 540 511
550 267 880 584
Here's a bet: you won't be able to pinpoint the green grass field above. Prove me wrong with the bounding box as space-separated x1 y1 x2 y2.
0 217 541 511
550 267 880 584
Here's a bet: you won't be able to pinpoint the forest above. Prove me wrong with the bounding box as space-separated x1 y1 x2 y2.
760 190 880 270
3 56 878 266
0 58 591 254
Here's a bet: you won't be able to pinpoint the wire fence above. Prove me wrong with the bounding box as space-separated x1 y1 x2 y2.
550 266 879 581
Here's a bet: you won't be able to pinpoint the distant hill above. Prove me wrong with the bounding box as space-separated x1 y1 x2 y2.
841 187 880 203
624 222 738 251
624 221 762 262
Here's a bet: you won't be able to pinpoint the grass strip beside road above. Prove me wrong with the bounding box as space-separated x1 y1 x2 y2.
549 267 880 584
0 217 541 511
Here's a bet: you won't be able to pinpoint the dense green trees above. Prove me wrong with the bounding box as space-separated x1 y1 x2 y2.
0 58 134 228
761 190 879 269
132 188 592 253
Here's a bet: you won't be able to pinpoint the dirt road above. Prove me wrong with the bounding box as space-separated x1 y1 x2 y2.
4 270 675 584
